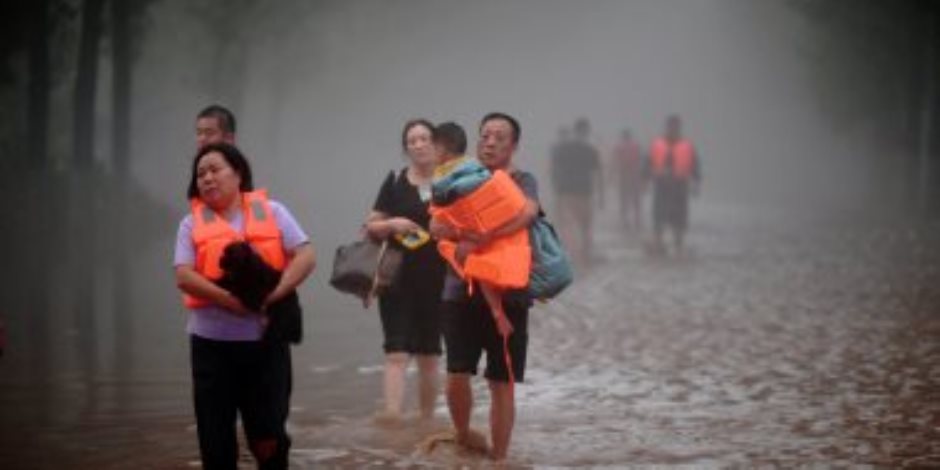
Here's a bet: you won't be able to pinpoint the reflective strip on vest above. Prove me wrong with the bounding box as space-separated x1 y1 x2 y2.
430 170 532 289
650 138 694 180
250 200 266 221
201 206 216 224
182 189 285 309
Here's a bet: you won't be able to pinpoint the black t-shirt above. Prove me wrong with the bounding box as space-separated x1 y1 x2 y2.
551 140 600 195
372 168 442 274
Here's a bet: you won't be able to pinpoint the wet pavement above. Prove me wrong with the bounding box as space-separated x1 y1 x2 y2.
2 202 939 468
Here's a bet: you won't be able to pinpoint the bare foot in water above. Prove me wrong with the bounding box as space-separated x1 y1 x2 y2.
414 428 490 456
456 428 490 455
372 410 404 428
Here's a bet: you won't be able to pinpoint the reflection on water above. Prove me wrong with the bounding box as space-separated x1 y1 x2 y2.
2 201 940 468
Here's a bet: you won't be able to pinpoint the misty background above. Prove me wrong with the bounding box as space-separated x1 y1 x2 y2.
0 0 938 467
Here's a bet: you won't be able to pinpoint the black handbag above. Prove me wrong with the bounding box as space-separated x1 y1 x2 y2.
263 290 302 344
330 239 403 307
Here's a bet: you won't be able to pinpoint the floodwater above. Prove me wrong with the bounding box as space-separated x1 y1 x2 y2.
2 202 939 468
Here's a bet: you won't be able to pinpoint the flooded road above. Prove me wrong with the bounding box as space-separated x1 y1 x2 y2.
2 202 939 468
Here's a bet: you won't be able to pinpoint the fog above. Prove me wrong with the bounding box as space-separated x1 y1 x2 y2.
122 2 877 332
124 0 870 362
132 0 866 217
3 0 938 467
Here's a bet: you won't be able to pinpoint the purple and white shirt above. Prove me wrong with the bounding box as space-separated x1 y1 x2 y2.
173 200 309 341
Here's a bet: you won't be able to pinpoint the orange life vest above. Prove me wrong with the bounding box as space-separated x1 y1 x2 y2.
430 170 532 289
650 137 695 180
183 189 286 309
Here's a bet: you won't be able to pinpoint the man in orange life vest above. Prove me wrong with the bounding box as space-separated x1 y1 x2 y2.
647 114 701 254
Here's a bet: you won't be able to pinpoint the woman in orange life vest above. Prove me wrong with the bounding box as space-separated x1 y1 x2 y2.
173 143 315 470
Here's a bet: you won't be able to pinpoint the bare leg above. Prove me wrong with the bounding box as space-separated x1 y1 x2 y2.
555 194 585 266
480 283 514 461
675 228 685 255
447 373 478 445
653 224 666 255
488 380 515 461
415 354 439 420
581 196 594 265
380 352 409 420
634 195 643 232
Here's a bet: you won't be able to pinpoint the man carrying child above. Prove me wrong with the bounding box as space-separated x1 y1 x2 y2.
430 113 540 462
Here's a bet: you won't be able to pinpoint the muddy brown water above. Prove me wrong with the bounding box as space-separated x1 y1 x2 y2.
2 203 939 468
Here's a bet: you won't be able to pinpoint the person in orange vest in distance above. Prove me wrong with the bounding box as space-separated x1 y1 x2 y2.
647 114 701 255
611 128 646 232
174 142 316 469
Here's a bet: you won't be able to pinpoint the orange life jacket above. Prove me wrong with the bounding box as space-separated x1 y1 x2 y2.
430 170 532 289
183 189 286 309
650 137 695 180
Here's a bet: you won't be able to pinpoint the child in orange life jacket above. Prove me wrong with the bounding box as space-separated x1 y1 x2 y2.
429 122 532 337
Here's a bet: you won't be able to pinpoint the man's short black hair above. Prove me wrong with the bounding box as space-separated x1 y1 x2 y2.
574 117 590 137
480 112 521 144
432 121 467 155
197 104 237 134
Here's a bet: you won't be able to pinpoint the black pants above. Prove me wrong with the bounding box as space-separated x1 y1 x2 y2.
190 335 292 470
653 177 689 233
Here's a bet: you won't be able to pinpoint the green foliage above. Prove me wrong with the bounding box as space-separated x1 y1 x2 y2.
792 0 937 140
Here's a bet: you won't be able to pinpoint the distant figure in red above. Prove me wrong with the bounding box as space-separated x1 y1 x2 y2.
647 115 701 255
610 128 645 232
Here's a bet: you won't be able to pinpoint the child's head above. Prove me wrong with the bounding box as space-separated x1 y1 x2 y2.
432 121 467 163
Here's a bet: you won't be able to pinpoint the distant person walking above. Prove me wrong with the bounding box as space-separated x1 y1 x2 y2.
647 114 701 255
551 118 602 267
611 128 645 231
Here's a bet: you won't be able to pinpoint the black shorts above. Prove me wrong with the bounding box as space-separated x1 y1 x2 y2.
653 178 689 232
378 268 444 355
441 294 529 383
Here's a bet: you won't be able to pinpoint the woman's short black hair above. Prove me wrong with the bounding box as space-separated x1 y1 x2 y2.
432 121 467 155
401 118 435 153
186 143 254 199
